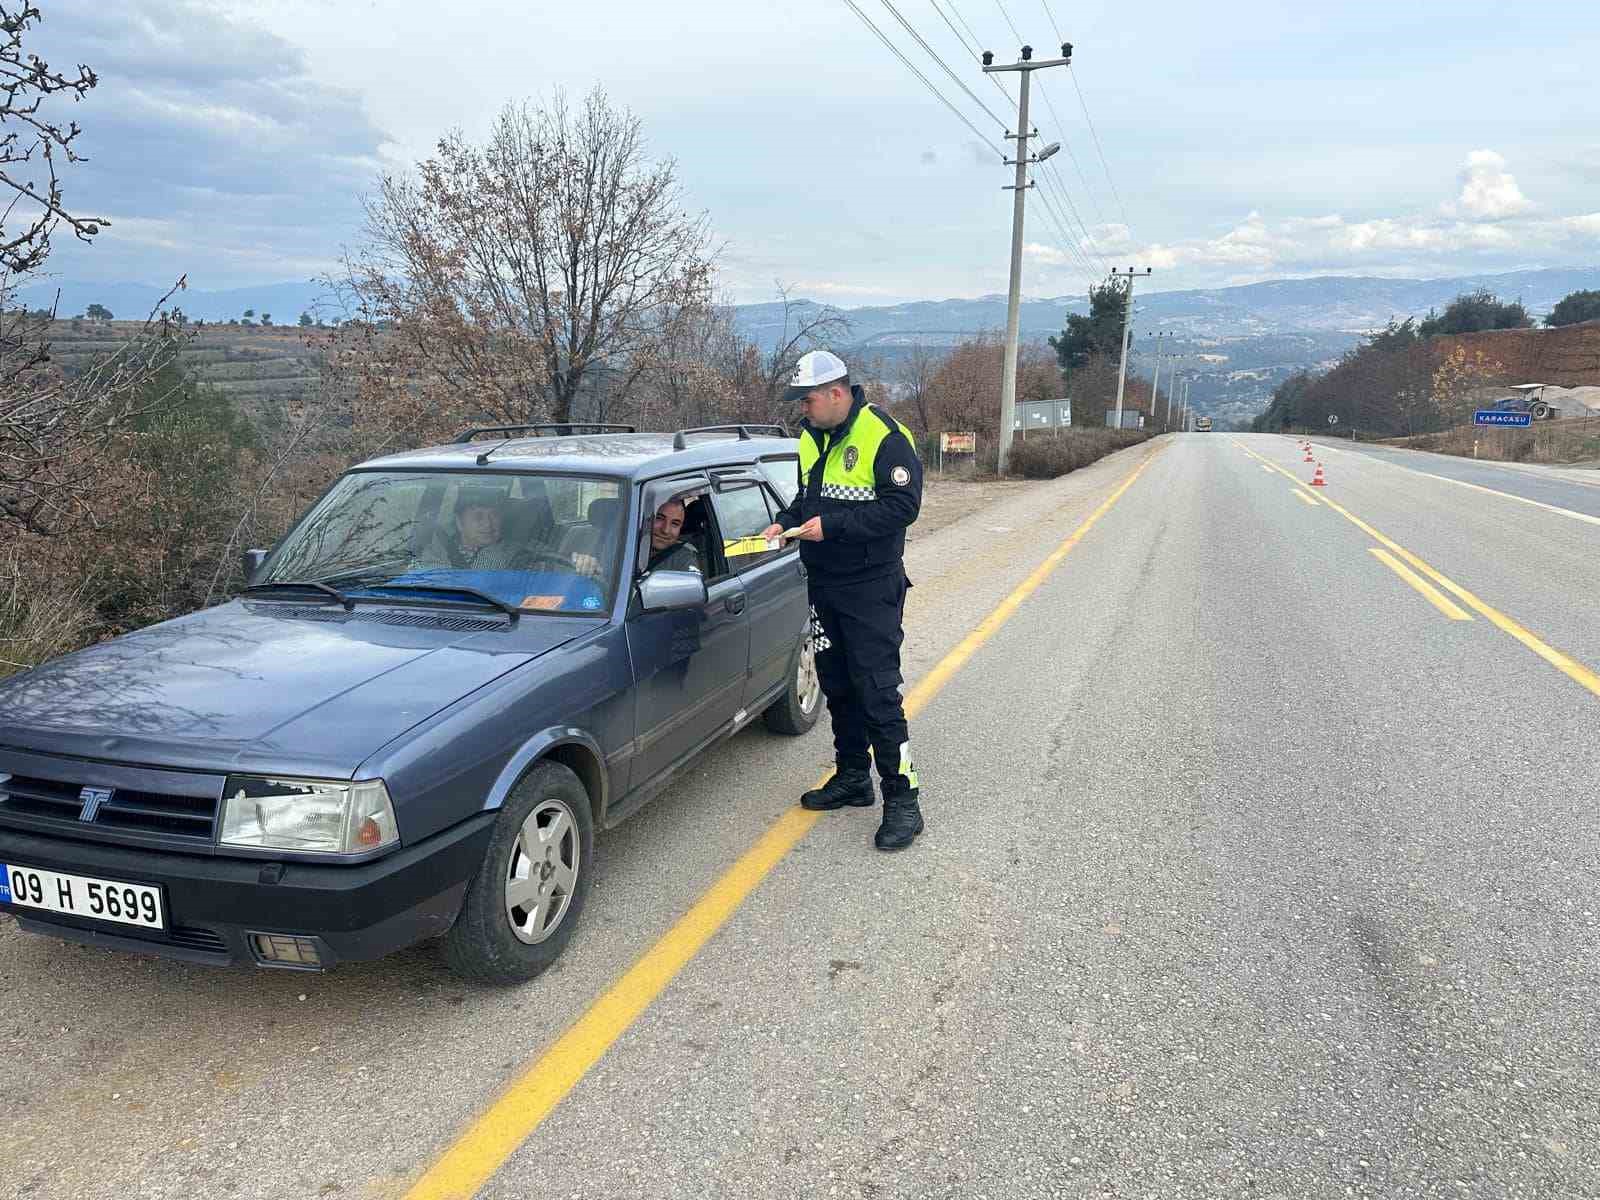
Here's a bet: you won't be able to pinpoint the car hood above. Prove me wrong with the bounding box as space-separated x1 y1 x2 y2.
0 599 589 777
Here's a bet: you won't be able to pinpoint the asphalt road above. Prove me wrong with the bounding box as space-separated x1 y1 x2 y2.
1308 435 1600 522
4 432 1599 1200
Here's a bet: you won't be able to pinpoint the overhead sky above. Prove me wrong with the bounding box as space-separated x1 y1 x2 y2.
24 0 1600 306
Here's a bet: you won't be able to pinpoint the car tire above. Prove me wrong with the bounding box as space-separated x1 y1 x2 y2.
1530 403 1550 420
443 760 595 985
765 631 822 736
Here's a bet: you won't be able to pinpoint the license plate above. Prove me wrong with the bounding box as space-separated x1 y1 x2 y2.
0 862 165 931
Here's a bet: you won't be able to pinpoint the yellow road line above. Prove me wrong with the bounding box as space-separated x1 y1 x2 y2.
1261 464 1276 474
1291 489 1320 507
1368 547 1473 620
1234 439 1600 700
403 445 1168 1200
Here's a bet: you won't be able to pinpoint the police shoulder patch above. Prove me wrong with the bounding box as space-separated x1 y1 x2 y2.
890 465 911 486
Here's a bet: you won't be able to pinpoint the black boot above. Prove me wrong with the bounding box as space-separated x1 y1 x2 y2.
801 768 875 811
874 788 924 851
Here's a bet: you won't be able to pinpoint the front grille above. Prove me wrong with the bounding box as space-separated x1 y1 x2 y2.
1 773 217 842
168 926 229 955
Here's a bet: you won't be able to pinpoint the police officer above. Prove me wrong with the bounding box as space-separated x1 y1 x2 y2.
761 350 924 851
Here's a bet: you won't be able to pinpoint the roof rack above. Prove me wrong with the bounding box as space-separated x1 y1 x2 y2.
454 422 637 443
671 424 790 451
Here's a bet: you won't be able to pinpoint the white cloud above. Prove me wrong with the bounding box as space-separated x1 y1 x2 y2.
1019 150 1592 292
29 0 389 288
1450 149 1532 220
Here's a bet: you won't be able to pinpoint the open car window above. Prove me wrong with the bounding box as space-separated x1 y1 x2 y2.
263 470 624 614
712 479 783 574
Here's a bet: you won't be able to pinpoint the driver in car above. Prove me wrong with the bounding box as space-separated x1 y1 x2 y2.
416 488 521 570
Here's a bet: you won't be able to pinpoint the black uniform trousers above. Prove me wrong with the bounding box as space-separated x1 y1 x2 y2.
810 572 916 795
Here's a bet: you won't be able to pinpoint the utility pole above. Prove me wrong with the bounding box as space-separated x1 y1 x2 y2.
1110 266 1152 432
1149 332 1166 432
984 42 1072 474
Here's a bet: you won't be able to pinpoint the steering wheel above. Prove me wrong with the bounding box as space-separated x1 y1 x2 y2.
520 552 579 573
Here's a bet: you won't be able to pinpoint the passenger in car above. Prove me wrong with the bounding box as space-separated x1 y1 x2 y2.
415 489 521 570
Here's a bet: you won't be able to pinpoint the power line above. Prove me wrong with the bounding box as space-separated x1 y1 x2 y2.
928 0 980 57
878 0 1009 130
840 0 1006 158
929 0 1019 115
1038 0 1064 43
943 1 1118 268
1034 76 1110 230
1070 69 1131 229
943 0 991 54
1031 178 1101 283
1037 168 1110 276
992 0 1023 43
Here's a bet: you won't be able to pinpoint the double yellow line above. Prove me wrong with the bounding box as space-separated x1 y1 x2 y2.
404 444 1167 1200
1236 439 1600 699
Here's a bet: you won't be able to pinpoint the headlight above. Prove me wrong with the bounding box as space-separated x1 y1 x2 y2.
219 777 399 855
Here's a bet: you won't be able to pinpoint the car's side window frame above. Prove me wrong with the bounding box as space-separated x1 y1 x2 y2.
757 454 801 507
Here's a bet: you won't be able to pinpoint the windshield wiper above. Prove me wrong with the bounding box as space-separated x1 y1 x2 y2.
243 581 354 610
356 582 520 621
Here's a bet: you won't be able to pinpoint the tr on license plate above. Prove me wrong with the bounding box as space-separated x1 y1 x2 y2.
0 862 165 930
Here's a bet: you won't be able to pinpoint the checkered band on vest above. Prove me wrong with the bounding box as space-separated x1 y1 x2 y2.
819 482 877 501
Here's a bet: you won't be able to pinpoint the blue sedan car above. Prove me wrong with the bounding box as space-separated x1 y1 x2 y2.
0 424 820 983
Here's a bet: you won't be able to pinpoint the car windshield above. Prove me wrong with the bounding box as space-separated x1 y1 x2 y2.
262 471 625 615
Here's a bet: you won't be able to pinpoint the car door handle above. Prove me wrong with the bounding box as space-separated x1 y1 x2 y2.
725 592 746 615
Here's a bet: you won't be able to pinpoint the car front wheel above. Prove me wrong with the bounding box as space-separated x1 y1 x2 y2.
443 760 594 985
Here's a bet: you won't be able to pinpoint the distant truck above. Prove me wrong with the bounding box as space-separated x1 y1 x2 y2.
1489 383 1558 421
1194 416 1213 432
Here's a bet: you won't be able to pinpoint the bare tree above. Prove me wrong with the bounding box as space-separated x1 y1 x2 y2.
0 5 189 534
745 284 851 423
895 342 940 435
330 86 715 430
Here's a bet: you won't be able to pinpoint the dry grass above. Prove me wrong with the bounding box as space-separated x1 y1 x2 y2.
1387 413 1600 466
0 544 97 678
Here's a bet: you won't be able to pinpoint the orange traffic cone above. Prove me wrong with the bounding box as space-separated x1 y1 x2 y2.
1303 450 1315 462
1310 463 1326 487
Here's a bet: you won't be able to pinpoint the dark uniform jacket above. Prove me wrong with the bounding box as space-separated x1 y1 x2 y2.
773 386 922 586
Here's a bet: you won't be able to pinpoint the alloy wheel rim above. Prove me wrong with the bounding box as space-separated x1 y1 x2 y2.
504 798 580 945
798 638 822 715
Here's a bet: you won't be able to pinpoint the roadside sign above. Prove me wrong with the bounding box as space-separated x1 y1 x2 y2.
1474 410 1532 428
1328 414 1339 426
940 432 976 453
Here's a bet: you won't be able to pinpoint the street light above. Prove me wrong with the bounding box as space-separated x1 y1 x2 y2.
1037 141 1061 161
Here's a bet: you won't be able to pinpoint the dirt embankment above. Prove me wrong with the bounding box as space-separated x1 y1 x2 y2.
1435 319 1600 391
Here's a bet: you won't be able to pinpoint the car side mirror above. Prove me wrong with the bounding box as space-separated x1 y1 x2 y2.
637 569 706 613
241 549 268 582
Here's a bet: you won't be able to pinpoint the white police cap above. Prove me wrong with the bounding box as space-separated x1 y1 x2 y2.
787 349 849 396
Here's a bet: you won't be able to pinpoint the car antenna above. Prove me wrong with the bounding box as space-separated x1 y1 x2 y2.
475 437 515 466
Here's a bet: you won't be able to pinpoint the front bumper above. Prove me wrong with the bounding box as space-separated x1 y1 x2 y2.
0 814 495 969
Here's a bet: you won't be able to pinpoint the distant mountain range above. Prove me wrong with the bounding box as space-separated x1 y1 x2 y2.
19 266 1599 426
731 266 1600 427
732 267 1600 344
